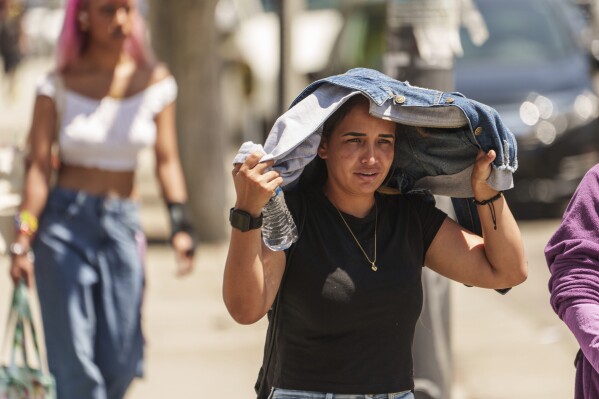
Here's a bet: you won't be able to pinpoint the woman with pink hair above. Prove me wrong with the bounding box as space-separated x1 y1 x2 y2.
8 1 197 398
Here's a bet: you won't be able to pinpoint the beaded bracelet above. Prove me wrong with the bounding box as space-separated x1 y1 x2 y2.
14 210 39 237
472 191 503 230
473 191 503 205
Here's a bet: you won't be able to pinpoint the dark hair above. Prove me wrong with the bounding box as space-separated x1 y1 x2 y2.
321 94 371 139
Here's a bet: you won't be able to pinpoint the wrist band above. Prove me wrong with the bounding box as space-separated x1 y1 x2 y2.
14 210 39 237
473 191 503 205
472 192 503 230
166 202 198 256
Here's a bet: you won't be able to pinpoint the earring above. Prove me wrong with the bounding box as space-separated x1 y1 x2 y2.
78 12 89 31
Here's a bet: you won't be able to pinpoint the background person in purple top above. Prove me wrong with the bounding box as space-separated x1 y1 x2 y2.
546 164 599 399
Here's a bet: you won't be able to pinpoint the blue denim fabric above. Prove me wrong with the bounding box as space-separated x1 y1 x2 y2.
270 388 414 399
234 68 518 236
32 186 145 399
291 67 517 181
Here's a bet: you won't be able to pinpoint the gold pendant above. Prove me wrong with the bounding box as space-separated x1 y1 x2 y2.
371 263 377 271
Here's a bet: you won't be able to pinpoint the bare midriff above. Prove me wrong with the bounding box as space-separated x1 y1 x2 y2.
56 164 137 199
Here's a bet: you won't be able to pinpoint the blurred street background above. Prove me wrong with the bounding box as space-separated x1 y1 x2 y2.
1 0 598 398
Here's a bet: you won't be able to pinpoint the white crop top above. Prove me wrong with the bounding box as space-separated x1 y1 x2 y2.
36 72 177 171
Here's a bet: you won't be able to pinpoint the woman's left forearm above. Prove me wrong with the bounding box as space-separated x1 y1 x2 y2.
470 149 527 287
476 195 527 286
154 99 187 204
156 157 188 203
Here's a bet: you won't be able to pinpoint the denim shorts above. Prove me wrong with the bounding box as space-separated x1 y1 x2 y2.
270 388 414 399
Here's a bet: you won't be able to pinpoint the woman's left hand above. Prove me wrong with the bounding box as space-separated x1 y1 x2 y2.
171 231 195 277
471 149 500 201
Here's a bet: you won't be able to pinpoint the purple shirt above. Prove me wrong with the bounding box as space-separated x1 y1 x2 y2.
545 164 599 399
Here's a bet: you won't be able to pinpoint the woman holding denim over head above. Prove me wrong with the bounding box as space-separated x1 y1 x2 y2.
223 94 527 399
8 0 197 398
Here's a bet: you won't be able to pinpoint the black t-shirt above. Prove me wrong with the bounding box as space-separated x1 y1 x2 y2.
272 186 446 394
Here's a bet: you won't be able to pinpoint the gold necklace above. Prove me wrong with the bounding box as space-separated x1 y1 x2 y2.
335 201 378 271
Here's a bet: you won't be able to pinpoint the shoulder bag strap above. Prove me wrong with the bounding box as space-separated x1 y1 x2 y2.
1 282 20 365
1 282 44 371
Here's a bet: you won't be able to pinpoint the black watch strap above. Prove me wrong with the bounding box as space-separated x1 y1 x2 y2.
229 208 263 232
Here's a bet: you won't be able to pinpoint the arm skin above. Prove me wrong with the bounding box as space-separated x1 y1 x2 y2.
222 153 286 324
153 66 195 276
425 150 528 289
9 94 57 287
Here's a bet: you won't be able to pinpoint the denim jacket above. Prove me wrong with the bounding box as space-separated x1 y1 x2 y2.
234 68 518 235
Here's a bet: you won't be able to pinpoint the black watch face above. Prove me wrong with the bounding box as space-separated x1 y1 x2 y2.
230 209 251 231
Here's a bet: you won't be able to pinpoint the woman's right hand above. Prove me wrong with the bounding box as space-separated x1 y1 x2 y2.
225 153 287 324
9 241 34 287
232 152 283 216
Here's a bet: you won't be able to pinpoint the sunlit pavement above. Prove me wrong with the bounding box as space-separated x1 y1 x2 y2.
128 220 578 399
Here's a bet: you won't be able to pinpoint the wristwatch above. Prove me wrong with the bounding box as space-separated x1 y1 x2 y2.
229 208 262 232
9 242 34 261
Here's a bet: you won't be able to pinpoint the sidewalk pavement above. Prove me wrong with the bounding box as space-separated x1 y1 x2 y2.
0 227 579 399
124 222 579 399
0 57 580 399
124 220 579 399
130 125 579 398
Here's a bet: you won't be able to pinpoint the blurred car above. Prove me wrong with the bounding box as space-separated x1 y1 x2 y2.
572 0 599 68
454 0 599 217
316 0 599 218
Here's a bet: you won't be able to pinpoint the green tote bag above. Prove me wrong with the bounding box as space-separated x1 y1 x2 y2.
0 282 55 399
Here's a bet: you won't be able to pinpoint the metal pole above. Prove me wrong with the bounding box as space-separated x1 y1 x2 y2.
278 0 286 116
277 0 305 115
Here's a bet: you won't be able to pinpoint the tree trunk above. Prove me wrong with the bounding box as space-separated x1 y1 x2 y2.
148 0 226 241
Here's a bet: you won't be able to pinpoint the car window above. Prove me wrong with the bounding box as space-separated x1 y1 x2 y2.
458 0 576 65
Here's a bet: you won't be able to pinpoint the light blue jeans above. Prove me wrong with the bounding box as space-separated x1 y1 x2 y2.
33 186 145 399
270 389 414 399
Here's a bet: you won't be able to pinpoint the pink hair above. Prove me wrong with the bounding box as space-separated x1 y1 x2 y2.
57 0 154 71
